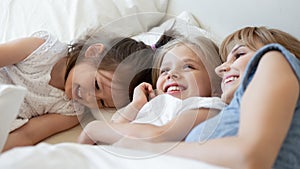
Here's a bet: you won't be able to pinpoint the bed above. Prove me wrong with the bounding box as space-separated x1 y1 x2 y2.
0 0 299 168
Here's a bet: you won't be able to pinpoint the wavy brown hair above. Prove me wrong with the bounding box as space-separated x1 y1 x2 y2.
220 26 300 62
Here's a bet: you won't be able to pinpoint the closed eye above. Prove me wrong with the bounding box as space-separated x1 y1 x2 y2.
95 80 100 90
235 52 245 59
160 68 170 74
100 99 105 107
183 64 195 70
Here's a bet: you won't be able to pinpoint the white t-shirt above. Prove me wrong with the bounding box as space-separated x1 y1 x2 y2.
132 94 226 126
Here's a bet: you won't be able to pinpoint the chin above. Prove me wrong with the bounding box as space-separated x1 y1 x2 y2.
169 93 186 100
221 93 233 104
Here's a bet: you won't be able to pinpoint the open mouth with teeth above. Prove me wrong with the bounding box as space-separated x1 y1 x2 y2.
73 85 83 100
224 76 239 84
164 85 185 94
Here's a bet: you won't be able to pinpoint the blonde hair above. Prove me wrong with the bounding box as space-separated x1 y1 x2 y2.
152 36 223 97
220 26 300 61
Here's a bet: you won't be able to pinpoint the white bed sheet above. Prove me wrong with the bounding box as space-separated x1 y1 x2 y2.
0 143 227 169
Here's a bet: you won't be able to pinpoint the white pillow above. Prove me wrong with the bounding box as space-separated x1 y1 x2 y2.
133 11 220 46
0 85 27 152
0 0 168 43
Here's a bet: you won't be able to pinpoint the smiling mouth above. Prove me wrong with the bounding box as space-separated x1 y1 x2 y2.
224 76 239 84
73 85 83 100
164 85 185 93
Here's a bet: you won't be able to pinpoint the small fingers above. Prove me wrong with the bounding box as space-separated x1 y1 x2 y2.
148 89 163 100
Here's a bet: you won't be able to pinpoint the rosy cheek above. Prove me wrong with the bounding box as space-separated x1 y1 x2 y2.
221 83 225 93
156 79 164 90
157 84 163 91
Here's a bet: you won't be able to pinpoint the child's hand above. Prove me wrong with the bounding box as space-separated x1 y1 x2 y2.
131 82 154 109
111 83 157 123
149 89 164 100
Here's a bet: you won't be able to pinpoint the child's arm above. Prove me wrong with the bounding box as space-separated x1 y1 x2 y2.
78 108 218 145
111 82 156 123
3 113 78 152
78 120 159 145
0 37 45 68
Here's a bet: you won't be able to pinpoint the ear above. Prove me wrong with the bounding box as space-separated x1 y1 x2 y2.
85 43 105 58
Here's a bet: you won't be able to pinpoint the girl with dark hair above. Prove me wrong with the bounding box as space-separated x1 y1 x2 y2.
1 29 169 152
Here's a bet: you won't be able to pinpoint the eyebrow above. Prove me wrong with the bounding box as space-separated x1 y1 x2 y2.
231 45 245 54
183 58 198 62
183 58 204 66
161 56 200 66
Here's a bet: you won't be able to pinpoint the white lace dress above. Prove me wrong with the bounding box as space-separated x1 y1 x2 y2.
0 31 85 131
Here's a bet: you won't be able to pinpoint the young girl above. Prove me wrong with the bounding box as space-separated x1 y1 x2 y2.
1 30 155 152
78 36 226 145
115 26 300 169
65 36 155 109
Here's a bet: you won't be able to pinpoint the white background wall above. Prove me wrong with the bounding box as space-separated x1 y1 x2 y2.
167 0 300 40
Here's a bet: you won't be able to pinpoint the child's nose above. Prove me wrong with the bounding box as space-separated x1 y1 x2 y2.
167 70 180 79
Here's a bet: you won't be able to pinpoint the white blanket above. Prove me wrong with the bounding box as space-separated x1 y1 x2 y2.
0 143 227 169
